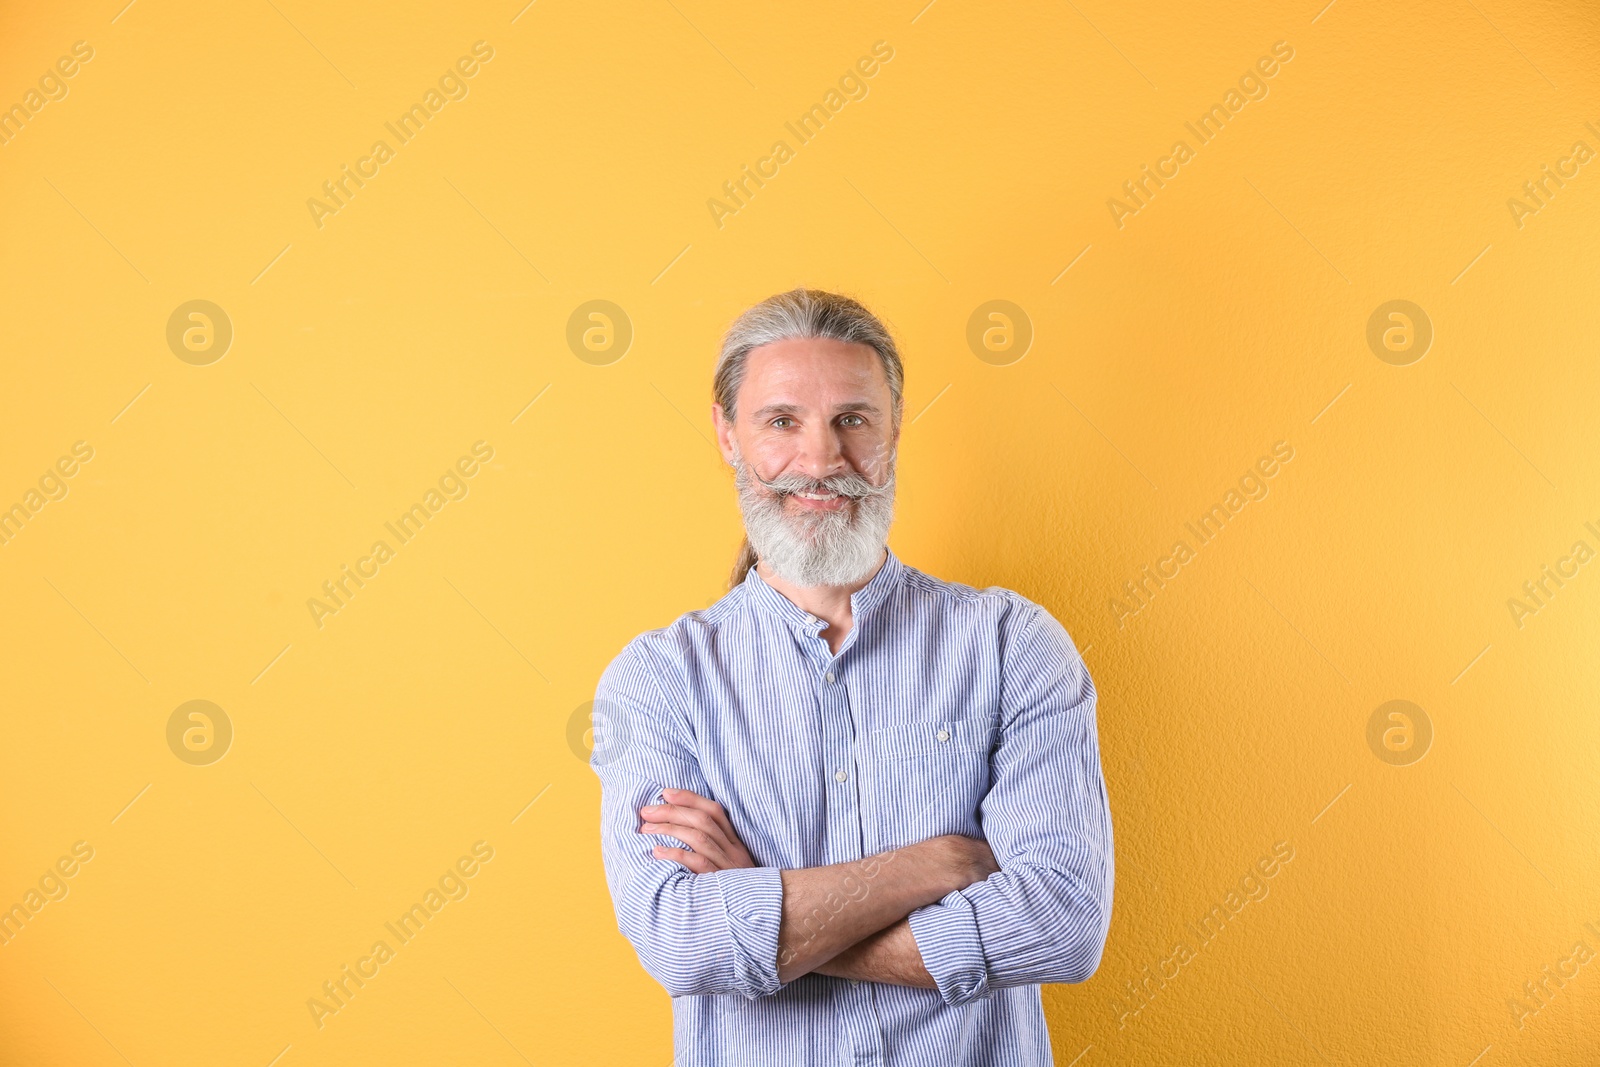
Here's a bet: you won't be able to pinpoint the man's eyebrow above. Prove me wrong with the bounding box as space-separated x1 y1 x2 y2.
751 401 883 419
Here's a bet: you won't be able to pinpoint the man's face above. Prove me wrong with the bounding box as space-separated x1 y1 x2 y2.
713 337 899 586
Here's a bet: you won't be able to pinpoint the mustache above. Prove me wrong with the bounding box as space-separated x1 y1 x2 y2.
743 462 896 500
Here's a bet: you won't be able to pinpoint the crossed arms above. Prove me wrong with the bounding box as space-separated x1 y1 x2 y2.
593 606 1115 1007
640 787 1000 988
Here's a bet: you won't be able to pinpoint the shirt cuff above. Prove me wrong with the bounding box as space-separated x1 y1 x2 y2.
713 865 785 999
907 889 990 1006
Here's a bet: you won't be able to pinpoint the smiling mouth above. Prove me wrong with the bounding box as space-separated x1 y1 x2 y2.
785 489 852 510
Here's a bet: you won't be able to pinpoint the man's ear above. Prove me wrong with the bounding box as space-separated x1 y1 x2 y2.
711 403 738 464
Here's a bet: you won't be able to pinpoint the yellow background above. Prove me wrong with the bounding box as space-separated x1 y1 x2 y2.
2 0 1598 1063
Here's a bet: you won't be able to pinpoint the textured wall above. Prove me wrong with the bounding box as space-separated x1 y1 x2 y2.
1 1 1597 1064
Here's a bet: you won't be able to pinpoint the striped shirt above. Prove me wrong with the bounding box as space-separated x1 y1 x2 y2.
591 547 1114 1066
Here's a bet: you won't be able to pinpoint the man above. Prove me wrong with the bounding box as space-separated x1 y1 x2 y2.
591 288 1114 1065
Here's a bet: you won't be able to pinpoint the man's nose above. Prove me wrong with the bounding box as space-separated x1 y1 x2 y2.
793 421 848 480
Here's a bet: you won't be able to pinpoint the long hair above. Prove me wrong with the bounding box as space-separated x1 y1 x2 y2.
714 289 905 589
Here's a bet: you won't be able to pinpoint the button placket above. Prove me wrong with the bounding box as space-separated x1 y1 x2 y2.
825 668 851 783
817 655 866 867
825 668 849 785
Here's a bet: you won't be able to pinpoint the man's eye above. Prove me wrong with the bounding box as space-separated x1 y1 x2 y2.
839 414 865 427
771 417 793 429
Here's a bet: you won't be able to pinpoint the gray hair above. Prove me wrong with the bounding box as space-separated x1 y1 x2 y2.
713 288 904 588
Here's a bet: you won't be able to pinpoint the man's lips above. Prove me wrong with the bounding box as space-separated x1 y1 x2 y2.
783 489 852 511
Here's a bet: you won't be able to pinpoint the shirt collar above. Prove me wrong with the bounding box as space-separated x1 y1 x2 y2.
742 546 905 634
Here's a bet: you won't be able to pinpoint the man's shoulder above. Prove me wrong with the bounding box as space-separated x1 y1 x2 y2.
897 562 1049 624
899 564 1084 669
600 580 755 678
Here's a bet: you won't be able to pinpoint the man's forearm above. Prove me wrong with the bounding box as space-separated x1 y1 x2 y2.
776 836 980 983
812 918 935 988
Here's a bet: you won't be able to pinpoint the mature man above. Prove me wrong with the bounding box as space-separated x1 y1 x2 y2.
590 289 1114 1065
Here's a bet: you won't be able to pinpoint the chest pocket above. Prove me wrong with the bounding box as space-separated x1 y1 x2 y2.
861 716 996 850
868 716 996 761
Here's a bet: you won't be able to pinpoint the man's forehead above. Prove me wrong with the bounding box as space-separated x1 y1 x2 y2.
740 338 889 394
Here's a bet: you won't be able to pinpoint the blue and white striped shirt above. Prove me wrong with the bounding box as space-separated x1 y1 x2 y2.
591 547 1114 1066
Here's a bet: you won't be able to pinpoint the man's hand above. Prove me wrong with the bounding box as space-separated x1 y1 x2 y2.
638 788 756 873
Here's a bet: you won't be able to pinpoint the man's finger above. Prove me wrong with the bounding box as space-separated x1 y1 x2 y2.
658 790 742 848
645 824 726 864
661 788 728 821
652 846 716 874
642 804 732 849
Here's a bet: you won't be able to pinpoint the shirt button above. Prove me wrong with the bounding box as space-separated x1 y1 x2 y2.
936 729 950 743
834 769 849 783
824 671 836 683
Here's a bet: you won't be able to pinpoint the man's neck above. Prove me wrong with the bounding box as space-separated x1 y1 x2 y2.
755 547 887 652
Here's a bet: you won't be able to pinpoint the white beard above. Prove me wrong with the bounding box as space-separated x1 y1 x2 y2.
733 451 896 588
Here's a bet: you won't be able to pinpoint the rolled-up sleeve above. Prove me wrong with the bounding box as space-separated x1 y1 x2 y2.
906 602 1115 1007
591 637 785 1000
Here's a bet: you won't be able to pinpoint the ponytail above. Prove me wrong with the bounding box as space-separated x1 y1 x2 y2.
729 536 759 590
